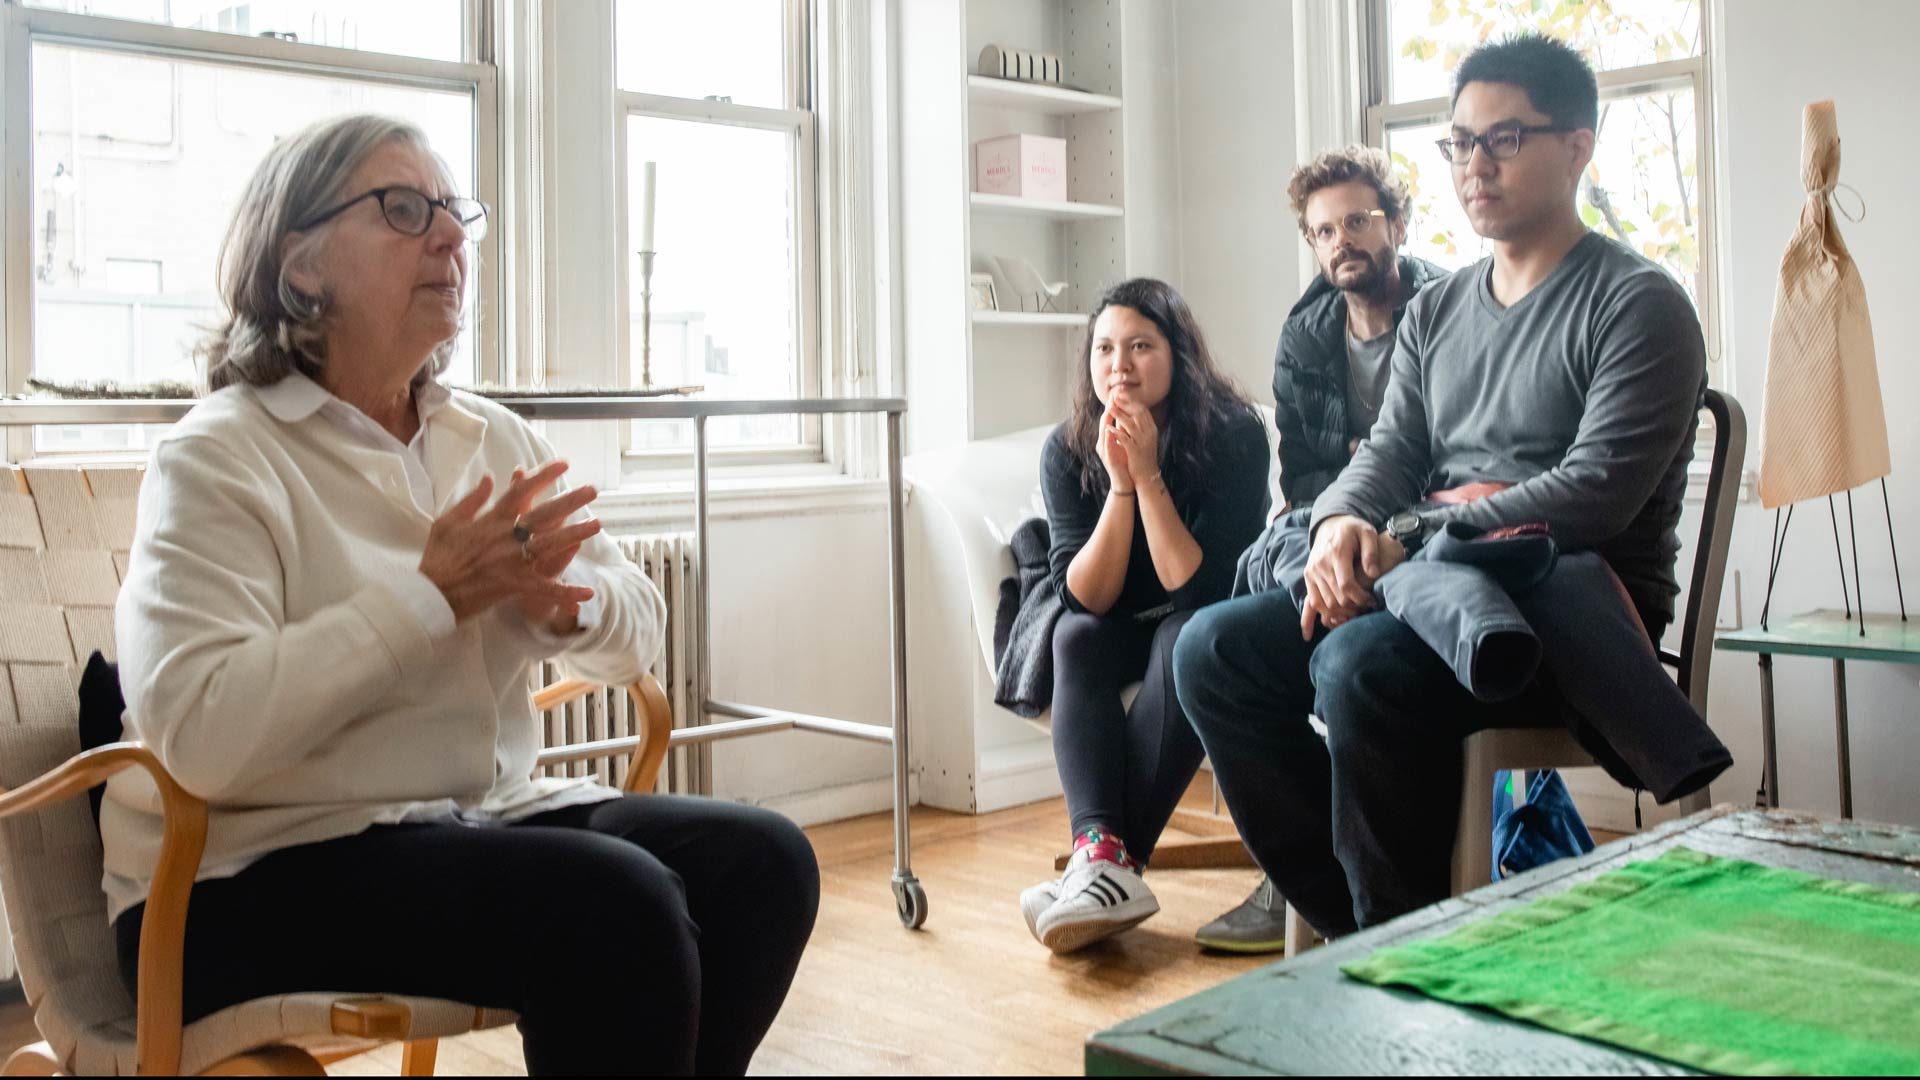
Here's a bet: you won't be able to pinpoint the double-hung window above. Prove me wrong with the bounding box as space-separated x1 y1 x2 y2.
1 0 498 454
613 0 819 460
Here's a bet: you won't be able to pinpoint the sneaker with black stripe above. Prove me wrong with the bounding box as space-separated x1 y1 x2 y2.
1032 845 1159 954
1018 877 1060 939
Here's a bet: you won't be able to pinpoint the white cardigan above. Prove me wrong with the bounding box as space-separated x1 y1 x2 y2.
100 379 665 920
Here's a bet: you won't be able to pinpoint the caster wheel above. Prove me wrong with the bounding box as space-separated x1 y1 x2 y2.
892 877 928 929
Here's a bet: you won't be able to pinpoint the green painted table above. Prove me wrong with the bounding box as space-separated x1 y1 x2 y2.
1715 610 1920 818
1085 807 1920 1076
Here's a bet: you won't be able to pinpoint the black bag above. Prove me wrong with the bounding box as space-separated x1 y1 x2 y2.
76 650 126 826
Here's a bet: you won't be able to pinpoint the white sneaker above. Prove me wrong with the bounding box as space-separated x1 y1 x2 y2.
1019 878 1061 939
1033 846 1159 954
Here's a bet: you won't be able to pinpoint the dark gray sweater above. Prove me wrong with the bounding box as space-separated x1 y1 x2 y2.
1310 232 1706 632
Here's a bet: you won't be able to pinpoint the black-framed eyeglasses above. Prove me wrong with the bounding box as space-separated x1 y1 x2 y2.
1435 124 1574 165
1308 209 1387 249
297 186 489 241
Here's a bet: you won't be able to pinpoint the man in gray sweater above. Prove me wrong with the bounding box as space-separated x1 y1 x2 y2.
1173 33 1710 935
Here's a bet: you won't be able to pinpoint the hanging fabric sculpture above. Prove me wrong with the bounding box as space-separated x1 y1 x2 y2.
1758 100 1889 508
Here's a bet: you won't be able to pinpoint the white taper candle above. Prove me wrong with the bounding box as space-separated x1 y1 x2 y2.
639 160 657 252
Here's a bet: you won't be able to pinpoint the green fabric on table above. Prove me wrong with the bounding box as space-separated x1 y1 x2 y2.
1342 847 1920 1076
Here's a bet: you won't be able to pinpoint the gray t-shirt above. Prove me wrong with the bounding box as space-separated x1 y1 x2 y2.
1313 232 1706 631
1343 327 1395 438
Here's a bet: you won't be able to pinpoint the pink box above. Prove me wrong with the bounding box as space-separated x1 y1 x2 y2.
973 134 1068 202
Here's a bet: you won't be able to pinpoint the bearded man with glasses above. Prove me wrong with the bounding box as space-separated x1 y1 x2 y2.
1267 147 1449 517
1173 33 1724 939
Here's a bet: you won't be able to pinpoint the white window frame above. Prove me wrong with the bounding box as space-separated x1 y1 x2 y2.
613 0 825 472
0 0 503 461
1360 0 1724 382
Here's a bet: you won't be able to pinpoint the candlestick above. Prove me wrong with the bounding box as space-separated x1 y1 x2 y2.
636 161 658 388
637 249 656 388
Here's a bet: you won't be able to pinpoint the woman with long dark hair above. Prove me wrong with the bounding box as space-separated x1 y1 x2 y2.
1021 278 1269 953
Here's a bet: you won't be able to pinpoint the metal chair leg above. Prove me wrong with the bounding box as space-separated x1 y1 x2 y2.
1283 903 1320 958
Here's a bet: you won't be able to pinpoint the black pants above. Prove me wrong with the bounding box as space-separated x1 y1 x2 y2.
115 795 819 1076
1049 608 1206 866
1173 595 1567 935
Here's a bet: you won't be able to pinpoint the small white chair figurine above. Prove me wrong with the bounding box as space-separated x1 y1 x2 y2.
991 256 1070 314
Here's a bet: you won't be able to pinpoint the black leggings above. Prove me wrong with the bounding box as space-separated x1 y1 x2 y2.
1049 608 1206 866
115 795 819 1076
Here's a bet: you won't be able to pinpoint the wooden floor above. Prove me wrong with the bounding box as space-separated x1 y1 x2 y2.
1 791 1267 1076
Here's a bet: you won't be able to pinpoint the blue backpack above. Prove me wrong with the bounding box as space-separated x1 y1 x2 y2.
1490 768 1595 880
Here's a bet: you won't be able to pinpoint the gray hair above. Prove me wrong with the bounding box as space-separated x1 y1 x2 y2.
201 114 459 391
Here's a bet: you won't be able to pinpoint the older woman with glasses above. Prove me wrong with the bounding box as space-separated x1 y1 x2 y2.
101 114 819 1076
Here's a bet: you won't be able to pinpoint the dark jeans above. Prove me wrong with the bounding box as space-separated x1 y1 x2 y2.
115 795 819 1076
1050 608 1207 866
1172 595 1564 935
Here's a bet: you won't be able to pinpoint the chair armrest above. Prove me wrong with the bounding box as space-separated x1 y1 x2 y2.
532 674 674 795
329 998 413 1040
0 742 205 1077
619 676 673 794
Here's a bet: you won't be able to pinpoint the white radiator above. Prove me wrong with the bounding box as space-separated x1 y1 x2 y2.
535 532 701 793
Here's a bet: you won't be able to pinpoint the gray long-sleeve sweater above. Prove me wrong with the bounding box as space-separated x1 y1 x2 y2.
1310 232 1706 632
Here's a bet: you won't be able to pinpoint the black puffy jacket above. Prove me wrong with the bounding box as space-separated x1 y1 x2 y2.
1270 255 1449 509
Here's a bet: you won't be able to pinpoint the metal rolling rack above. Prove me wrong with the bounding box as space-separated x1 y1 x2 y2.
0 395 928 928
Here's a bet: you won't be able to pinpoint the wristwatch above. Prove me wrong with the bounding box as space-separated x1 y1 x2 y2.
1385 510 1426 554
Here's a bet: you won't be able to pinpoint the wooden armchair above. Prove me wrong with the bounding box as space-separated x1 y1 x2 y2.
0 465 673 1076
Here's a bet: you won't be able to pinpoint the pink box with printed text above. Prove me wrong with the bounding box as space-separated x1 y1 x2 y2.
973 134 1068 202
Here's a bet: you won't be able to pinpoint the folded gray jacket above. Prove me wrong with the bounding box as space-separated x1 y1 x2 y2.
1234 510 1731 804
994 516 1063 718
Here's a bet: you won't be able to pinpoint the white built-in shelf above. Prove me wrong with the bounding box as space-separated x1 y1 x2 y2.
969 192 1123 221
971 310 1089 328
966 75 1123 115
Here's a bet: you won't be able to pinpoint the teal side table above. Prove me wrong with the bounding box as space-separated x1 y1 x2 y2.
1714 610 1920 818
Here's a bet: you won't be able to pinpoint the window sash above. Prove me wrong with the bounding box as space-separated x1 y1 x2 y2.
1 1 500 457
612 1 823 465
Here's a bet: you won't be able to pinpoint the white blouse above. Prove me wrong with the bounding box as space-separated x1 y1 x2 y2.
100 376 665 921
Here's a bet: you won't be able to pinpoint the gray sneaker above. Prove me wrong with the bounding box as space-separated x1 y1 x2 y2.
1193 875 1290 954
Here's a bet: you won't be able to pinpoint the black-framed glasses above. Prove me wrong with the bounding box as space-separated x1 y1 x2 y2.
1435 124 1574 165
297 186 489 241
1308 209 1387 249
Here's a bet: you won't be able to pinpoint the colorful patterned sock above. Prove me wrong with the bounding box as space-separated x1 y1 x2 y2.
1073 827 1136 870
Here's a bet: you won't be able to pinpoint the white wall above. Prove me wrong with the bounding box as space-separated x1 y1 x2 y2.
1698 0 1920 826
1170 0 1299 403
1122 0 1183 281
